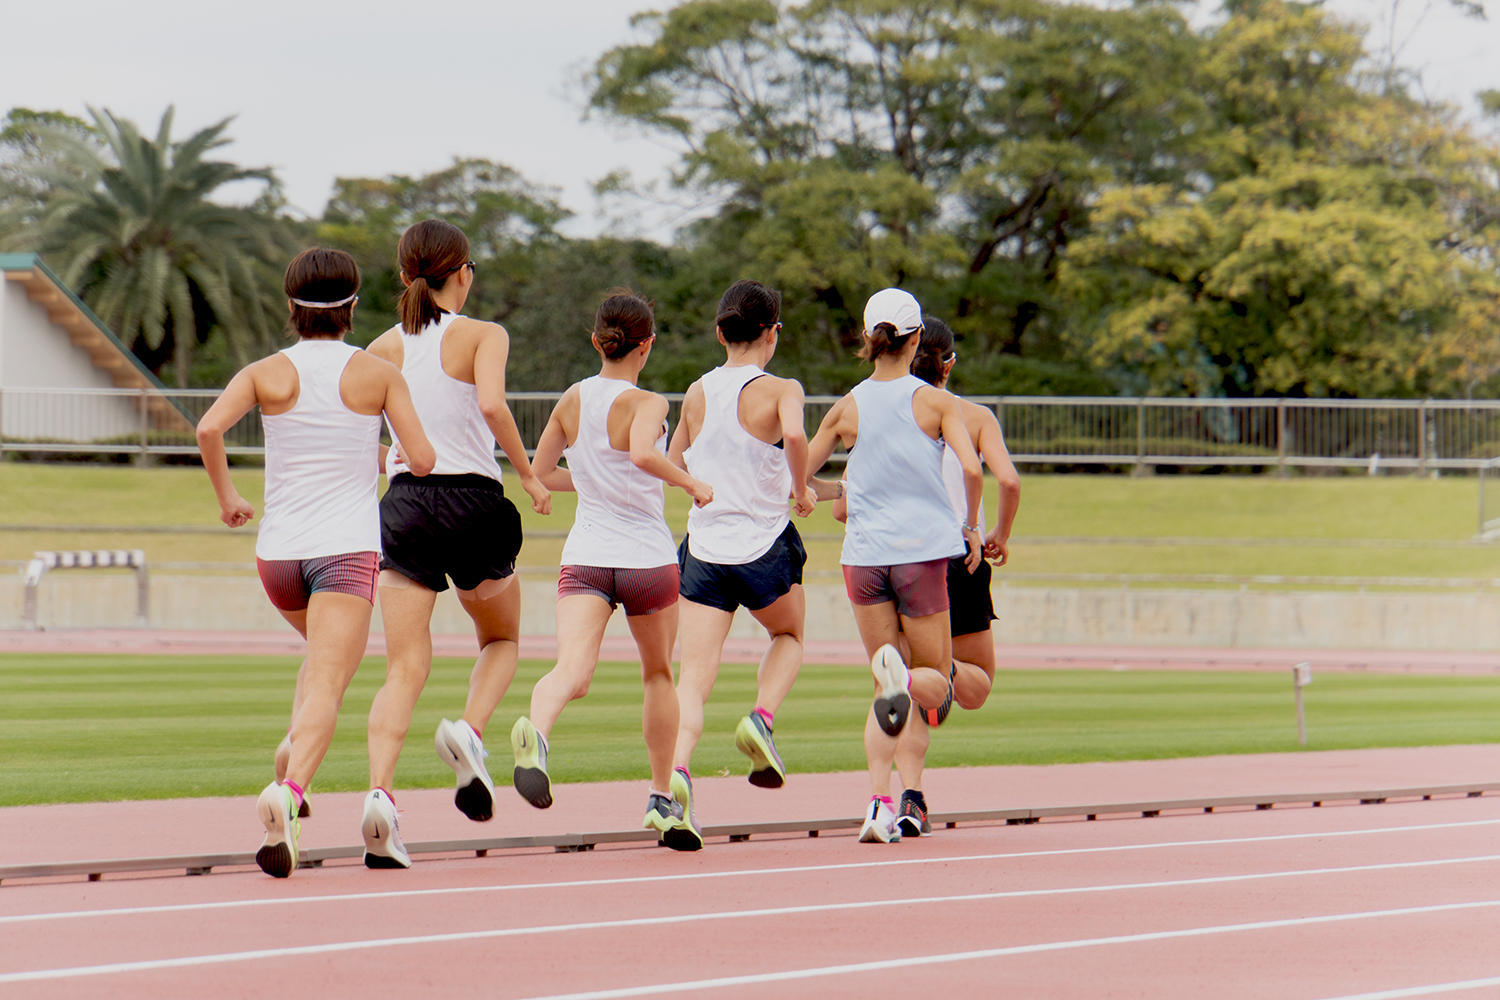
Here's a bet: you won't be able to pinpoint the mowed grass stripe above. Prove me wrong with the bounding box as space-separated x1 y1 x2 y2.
3 655 1499 805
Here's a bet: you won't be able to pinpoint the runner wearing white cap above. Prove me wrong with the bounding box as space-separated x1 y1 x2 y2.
804 288 984 844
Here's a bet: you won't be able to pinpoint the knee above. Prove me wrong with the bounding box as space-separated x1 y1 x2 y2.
954 666 992 711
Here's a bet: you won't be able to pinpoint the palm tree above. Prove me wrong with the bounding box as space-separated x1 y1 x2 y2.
0 107 296 386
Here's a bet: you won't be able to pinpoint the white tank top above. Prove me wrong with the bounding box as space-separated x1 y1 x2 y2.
683 365 791 564
840 374 963 567
559 376 677 569
386 312 502 480
257 340 381 559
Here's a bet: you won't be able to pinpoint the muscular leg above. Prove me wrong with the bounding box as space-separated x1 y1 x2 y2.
848 602 902 798
881 609 951 799
951 629 996 710
673 600 733 770
747 583 805 717
455 576 521 736
284 591 373 790
367 573 437 790
628 601 681 794
529 594 612 738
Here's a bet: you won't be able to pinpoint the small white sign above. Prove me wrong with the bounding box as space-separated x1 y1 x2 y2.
1294 662 1313 687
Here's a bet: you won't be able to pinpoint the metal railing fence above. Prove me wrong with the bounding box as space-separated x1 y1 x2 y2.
2 388 1498 472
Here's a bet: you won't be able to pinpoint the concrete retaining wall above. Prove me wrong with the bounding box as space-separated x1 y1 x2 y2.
2 570 1495 651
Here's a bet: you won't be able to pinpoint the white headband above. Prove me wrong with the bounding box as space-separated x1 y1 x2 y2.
290 293 357 309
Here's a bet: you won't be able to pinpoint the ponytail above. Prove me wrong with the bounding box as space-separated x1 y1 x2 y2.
910 315 955 386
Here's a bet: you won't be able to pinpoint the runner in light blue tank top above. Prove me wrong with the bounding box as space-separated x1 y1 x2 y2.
805 288 984 845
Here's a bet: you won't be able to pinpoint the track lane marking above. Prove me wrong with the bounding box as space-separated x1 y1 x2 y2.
4 854 1500 983
513 900 1500 1000
4 816 1499 925
1318 978 1500 999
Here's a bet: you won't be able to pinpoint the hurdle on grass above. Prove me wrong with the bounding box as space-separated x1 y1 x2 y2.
21 549 148 630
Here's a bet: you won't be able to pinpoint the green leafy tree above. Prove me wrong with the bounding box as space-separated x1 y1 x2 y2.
588 0 1203 391
0 107 296 386
1060 0 1500 398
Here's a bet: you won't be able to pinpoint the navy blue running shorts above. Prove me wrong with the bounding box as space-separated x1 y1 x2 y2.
678 522 806 613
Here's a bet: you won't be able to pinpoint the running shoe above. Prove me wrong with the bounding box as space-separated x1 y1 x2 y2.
642 792 688 842
435 718 496 822
870 644 911 737
662 768 704 852
897 789 931 838
734 712 786 788
255 781 300 878
510 716 552 809
858 796 902 845
273 735 311 818
361 788 410 870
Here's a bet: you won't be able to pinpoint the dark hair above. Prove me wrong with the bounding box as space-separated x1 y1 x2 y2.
284 248 359 336
911 315 956 386
857 322 918 362
397 219 469 335
716 279 781 344
594 289 655 360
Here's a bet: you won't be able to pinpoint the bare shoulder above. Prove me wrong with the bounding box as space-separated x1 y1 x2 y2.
365 325 404 363
962 397 1001 432
453 316 509 346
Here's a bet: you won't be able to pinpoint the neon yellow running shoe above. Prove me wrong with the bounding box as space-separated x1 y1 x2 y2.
510 716 552 809
662 769 703 852
734 712 786 788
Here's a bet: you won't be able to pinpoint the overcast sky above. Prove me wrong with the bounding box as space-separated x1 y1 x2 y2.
3 1 1498 240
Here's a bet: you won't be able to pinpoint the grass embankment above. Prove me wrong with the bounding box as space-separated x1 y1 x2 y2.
0 464 1494 584
3 653 1497 806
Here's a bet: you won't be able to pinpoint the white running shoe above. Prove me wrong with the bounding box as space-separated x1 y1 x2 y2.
255 781 300 878
435 718 496 822
870 644 912 737
858 796 903 844
361 788 410 870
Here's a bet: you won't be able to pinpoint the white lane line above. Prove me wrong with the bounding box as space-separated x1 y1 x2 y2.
4 854 1500 984
513 899 1500 1000
5 816 1499 926
1318 978 1500 999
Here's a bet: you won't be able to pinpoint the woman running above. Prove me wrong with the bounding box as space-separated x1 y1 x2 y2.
196 247 434 878
888 316 1020 837
664 279 816 850
804 288 983 844
361 219 551 869
513 290 713 847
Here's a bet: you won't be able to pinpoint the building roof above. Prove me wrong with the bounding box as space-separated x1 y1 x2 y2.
0 253 167 393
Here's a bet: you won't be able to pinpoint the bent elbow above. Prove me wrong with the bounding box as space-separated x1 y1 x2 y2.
408 447 437 476
629 449 656 471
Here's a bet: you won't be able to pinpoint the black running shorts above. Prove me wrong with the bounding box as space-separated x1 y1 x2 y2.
379 473 522 592
678 522 806 613
946 554 997 638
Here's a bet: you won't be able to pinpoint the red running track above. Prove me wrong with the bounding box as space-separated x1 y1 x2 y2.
4 747 1500 999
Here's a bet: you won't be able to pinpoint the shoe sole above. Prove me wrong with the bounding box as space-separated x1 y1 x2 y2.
255 785 298 878
871 646 911 737
436 722 495 822
896 817 924 839
858 821 899 844
665 771 704 851
661 825 703 851
734 720 786 789
361 796 411 870
511 718 552 809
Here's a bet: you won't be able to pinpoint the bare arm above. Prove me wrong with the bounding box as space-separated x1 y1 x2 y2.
937 392 984 571
380 365 435 477
195 367 260 528
531 388 576 493
805 394 854 501
629 393 713 507
778 380 815 517
474 326 551 514
666 380 703 471
973 405 1020 565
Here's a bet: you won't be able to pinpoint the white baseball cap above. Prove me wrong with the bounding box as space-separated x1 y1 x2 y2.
863 287 923 335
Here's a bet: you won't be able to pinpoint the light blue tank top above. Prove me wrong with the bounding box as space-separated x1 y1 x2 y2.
840 374 964 566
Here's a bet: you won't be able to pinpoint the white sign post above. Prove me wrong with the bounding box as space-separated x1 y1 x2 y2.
1293 662 1313 746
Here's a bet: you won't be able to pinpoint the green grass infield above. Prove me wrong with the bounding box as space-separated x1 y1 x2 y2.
3 653 1498 806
